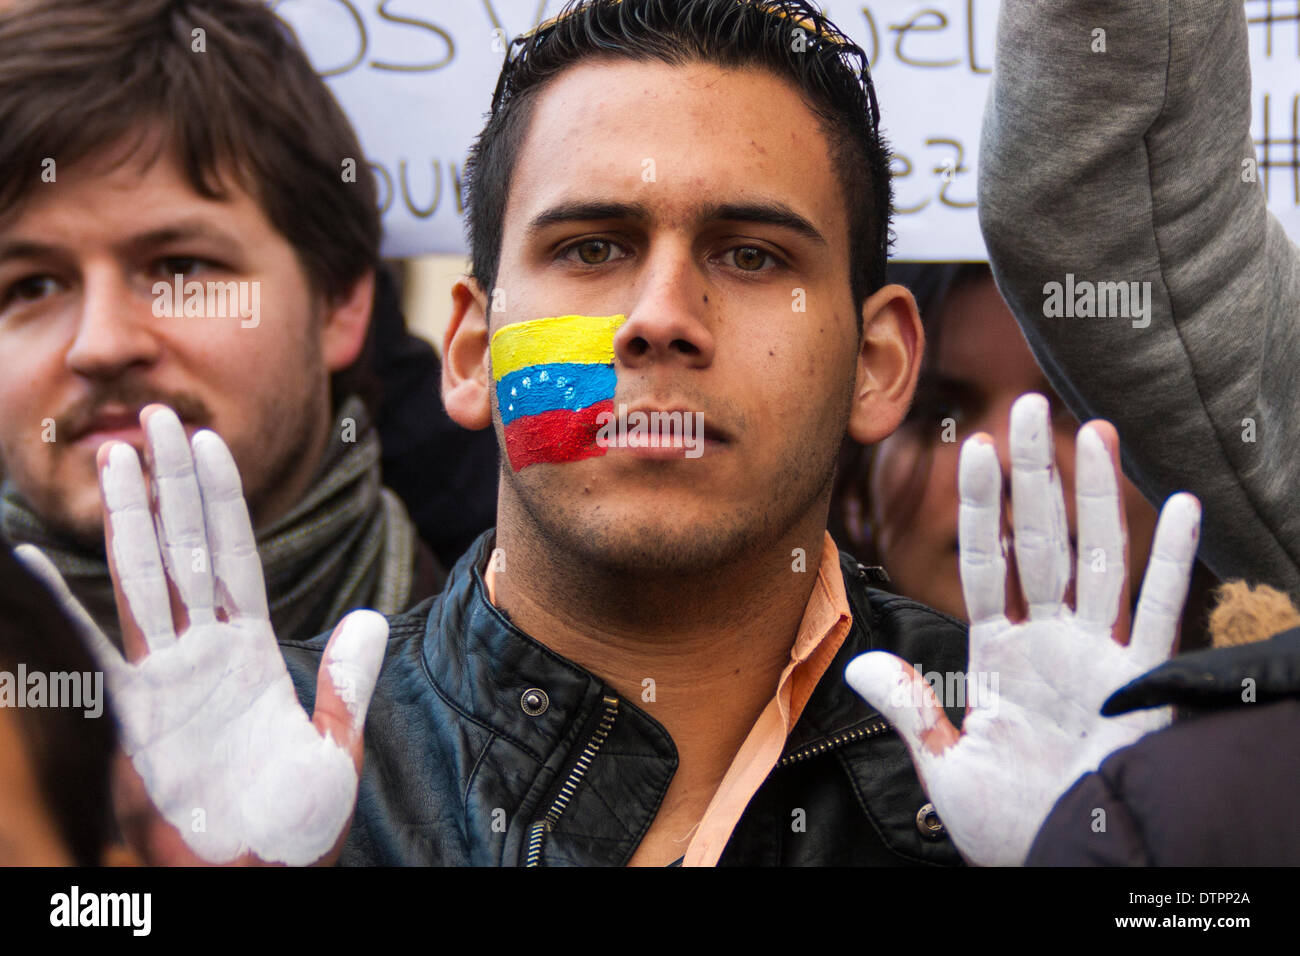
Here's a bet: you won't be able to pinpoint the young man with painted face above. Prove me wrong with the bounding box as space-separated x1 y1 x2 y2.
21 0 1200 868
0 0 441 647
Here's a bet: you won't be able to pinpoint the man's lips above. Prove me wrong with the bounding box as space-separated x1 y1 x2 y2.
603 405 730 459
70 409 142 446
622 406 731 441
69 408 197 450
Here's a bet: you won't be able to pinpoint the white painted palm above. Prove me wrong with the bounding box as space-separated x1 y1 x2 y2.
846 394 1200 866
16 407 388 866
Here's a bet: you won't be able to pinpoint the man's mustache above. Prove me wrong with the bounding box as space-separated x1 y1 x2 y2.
58 384 212 441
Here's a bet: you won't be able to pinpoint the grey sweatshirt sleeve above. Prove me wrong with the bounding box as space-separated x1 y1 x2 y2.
978 0 1300 600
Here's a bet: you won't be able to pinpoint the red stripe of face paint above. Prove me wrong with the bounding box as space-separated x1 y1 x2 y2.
502 399 614 471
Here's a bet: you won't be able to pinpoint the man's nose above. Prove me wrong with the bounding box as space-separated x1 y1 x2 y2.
64 269 163 377
613 246 715 371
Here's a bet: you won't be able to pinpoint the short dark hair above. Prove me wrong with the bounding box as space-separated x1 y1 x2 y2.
0 0 379 307
0 545 116 866
464 0 892 318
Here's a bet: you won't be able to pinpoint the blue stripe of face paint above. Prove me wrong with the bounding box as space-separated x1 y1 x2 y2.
496 362 617 427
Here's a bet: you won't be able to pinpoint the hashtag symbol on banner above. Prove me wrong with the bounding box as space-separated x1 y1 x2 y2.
1246 0 1300 56
1254 94 1300 205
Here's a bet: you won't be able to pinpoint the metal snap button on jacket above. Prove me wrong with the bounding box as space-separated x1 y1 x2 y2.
521 688 549 716
916 802 946 839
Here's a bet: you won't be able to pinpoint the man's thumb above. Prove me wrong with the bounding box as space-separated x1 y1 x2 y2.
845 651 960 761
313 609 388 764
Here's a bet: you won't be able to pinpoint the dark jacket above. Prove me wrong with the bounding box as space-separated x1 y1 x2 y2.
280 530 971 866
1027 628 1300 865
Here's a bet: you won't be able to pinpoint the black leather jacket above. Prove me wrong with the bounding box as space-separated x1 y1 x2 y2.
281 531 971 866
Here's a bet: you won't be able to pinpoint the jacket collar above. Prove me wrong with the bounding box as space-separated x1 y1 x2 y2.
781 554 892 753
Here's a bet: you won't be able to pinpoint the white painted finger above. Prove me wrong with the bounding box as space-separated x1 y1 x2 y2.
1009 393 1071 617
192 429 269 622
959 438 1007 628
1130 493 1200 670
102 443 177 652
145 408 215 626
320 609 389 738
845 651 957 769
13 543 127 681
1074 426 1125 632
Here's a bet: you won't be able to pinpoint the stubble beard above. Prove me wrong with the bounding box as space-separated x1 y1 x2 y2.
499 419 845 581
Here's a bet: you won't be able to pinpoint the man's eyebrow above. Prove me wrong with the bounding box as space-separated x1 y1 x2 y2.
0 239 62 265
528 201 650 234
0 220 245 266
701 201 827 246
120 221 245 255
526 200 826 246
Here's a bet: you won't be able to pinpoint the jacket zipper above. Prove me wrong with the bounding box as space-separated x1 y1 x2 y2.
524 695 620 866
776 717 891 768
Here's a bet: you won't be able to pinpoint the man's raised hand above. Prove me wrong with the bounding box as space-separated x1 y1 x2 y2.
845 393 1200 866
16 404 387 866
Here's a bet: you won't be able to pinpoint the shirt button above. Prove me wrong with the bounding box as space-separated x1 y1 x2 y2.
916 802 946 839
520 688 549 716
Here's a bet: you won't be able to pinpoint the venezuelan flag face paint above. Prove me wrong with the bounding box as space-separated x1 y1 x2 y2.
491 314 626 471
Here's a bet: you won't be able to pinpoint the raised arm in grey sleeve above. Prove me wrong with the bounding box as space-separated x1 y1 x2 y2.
978 0 1300 599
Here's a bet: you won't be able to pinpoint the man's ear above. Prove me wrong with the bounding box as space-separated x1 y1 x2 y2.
322 269 375 372
442 276 492 431
847 283 924 446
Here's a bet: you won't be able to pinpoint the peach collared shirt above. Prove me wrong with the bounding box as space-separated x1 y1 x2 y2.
482 531 854 867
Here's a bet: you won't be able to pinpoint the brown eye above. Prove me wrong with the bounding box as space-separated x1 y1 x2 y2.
12 276 58 301
1 275 61 312
157 256 205 277
732 246 768 271
577 240 612 264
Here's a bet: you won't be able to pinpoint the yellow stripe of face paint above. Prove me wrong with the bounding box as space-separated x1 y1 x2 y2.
490 314 626 382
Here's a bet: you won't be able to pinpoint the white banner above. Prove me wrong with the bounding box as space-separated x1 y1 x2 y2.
274 0 1300 260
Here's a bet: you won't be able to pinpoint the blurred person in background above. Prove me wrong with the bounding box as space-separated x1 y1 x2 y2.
0 0 449 647
831 262 1214 650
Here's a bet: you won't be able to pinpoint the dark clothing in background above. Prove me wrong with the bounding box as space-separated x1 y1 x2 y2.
1027 629 1300 865
370 267 499 572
